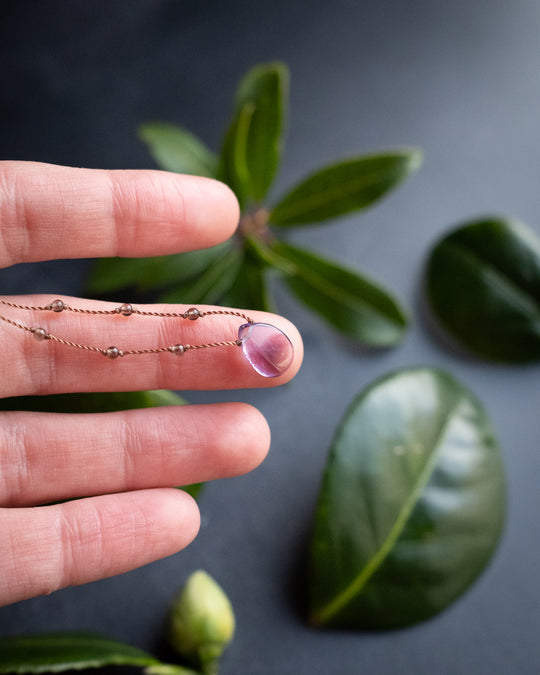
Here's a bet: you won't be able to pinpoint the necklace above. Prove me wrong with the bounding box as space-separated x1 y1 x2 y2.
0 298 294 378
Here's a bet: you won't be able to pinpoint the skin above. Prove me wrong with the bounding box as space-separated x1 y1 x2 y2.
0 161 303 606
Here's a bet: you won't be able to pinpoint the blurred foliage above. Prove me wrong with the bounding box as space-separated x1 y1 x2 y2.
425 217 540 362
88 62 421 349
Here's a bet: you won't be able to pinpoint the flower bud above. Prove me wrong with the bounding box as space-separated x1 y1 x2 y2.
168 570 235 674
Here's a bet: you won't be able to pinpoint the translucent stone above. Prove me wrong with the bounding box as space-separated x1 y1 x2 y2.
238 323 294 378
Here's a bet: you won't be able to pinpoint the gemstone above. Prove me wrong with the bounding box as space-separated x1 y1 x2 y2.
238 323 294 378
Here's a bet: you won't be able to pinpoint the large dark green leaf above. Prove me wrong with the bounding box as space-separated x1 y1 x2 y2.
234 62 288 201
267 240 407 347
270 150 422 226
0 632 160 673
159 246 242 305
138 122 218 178
425 217 540 362
86 244 231 295
309 367 505 630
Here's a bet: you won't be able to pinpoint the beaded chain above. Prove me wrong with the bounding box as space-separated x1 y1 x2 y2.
0 298 252 359
0 298 295 378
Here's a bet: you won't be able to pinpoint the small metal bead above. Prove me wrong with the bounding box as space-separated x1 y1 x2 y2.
118 303 133 316
103 346 121 359
32 327 48 341
169 344 185 355
185 307 201 321
50 299 65 312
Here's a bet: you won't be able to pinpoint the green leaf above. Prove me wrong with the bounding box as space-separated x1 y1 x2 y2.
269 240 408 347
270 150 422 226
425 217 540 362
0 632 161 673
160 246 242 305
309 367 505 630
222 248 274 312
138 122 218 178
0 389 186 414
86 243 231 295
219 62 289 206
234 62 289 201
181 483 203 499
218 102 254 208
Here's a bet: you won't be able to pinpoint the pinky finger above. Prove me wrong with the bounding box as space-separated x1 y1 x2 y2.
0 488 199 606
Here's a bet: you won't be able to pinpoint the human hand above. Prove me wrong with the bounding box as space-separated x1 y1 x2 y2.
0 161 302 606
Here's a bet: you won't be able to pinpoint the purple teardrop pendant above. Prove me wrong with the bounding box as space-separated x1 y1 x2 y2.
238 323 294 378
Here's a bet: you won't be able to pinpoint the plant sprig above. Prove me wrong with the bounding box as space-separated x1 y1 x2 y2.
87 61 421 348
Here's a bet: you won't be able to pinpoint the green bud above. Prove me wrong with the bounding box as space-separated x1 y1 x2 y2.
169 570 235 675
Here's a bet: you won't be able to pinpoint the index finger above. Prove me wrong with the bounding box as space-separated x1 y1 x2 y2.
0 161 240 268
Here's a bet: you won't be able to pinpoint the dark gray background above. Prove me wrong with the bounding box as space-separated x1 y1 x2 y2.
1 1 539 673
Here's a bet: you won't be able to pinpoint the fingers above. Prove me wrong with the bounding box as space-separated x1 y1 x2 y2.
0 403 270 507
0 296 303 397
0 161 240 267
0 489 200 606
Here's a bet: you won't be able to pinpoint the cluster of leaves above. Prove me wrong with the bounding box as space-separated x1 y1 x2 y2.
87 62 422 349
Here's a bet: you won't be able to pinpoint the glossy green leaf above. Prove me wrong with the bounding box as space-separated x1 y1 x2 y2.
426 217 540 362
160 246 242 305
218 102 254 208
0 632 161 673
309 367 505 630
234 61 288 201
138 122 217 178
86 243 231 295
269 240 407 346
270 150 422 226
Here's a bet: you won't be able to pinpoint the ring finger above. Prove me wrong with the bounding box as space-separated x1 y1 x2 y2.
0 402 270 507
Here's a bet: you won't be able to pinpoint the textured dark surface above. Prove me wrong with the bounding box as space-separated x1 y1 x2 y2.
1 1 540 673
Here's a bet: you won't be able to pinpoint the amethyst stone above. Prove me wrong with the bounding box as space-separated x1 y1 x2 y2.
238 323 294 378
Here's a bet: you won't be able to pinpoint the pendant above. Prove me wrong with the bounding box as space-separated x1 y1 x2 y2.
238 323 294 378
